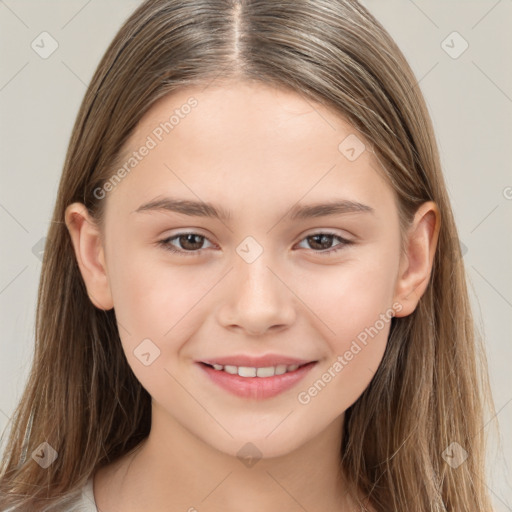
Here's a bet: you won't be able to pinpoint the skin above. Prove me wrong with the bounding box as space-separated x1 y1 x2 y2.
65 81 440 512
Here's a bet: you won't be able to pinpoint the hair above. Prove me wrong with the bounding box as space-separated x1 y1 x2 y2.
0 0 496 510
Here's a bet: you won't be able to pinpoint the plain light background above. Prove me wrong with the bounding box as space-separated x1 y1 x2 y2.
1 0 511 508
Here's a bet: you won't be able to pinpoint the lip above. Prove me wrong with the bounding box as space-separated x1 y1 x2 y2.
196 357 317 400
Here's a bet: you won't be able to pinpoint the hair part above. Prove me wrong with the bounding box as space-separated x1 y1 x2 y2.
0 1 495 510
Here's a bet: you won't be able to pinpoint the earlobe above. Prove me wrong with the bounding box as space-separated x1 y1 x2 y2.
64 202 114 311
393 201 441 317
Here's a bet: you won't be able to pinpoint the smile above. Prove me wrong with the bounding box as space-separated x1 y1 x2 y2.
197 360 317 399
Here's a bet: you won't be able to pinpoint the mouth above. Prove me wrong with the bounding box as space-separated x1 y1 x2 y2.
196 358 317 399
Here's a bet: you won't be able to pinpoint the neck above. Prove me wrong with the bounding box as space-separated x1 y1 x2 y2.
94 406 357 512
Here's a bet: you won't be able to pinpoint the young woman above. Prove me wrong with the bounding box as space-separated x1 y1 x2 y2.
0 0 495 510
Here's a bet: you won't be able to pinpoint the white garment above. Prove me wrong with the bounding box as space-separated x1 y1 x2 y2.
70 477 98 512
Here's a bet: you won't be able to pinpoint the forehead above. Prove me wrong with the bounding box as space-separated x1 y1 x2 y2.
120 81 354 160
105 81 394 221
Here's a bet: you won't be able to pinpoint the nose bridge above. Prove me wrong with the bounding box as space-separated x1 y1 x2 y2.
248 258 276 288
234 235 281 299
217 234 295 334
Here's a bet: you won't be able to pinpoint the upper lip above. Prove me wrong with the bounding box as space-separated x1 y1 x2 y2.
199 354 316 368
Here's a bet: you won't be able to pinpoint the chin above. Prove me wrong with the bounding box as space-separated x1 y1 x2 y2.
199 421 317 462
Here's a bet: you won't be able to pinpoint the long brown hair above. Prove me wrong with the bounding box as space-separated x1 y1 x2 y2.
0 0 495 510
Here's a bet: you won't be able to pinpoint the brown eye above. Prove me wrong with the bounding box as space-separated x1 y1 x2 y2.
175 233 205 251
297 232 353 255
158 232 214 256
306 234 336 250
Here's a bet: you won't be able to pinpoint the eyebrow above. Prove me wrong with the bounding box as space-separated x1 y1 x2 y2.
133 196 374 221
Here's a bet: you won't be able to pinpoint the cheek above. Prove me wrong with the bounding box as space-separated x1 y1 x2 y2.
105 249 217 402
106 243 217 354
292 251 398 410
294 250 398 347
295 321 389 426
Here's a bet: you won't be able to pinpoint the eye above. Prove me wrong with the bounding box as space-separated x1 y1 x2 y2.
158 232 215 256
296 231 353 255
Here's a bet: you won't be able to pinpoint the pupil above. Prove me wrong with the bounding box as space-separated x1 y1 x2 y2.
311 234 332 250
182 234 203 249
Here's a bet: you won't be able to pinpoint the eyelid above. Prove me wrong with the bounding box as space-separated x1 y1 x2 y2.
300 227 354 241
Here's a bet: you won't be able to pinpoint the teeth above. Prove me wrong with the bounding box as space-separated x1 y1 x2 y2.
256 366 275 377
238 366 257 377
275 364 287 375
224 365 238 375
207 363 305 378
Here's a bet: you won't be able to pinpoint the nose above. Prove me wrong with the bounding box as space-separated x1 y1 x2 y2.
216 251 296 336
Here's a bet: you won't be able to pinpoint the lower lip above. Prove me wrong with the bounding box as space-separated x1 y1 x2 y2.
197 362 316 399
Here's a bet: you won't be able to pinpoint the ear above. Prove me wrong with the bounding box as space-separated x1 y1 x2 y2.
64 202 114 311
393 201 441 317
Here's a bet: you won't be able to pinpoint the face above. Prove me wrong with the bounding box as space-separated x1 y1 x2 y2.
73 81 413 458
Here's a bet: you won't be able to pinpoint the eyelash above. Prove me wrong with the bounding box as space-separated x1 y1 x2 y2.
157 231 353 257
